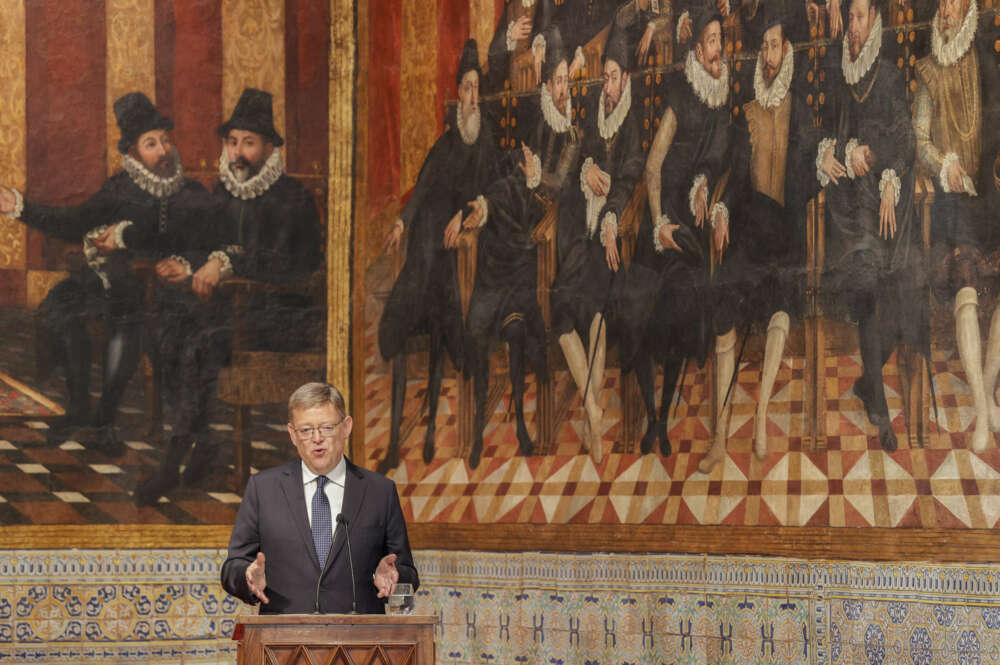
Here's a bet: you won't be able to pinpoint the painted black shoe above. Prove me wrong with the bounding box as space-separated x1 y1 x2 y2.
658 423 672 457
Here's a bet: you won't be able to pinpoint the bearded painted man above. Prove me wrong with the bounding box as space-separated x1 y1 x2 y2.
550 27 643 463
626 8 744 466
0 92 221 457
463 26 581 469
136 88 323 504
705 10 819 470
377 40 501 473
816 0 926 452
913 0 1000 452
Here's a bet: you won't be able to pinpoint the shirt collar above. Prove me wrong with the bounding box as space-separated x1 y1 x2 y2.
301 455 347 488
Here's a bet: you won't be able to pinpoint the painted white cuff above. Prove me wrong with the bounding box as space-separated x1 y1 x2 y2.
506 20 518 52
710 202 729 230
574 45 584 64
581 158 610 238
939 152 960 194
844 138 860 179
475 194 489 228
653 214 671 253
526 153 542 190
816 137 836 187
879 169 901 207
599 212 618 248
394 218 404 233
209 250 235 279
676 10 690 43
169 255 193 277
532 33 546 54
5 188 23 220
689 173 707 217
113 221 134 249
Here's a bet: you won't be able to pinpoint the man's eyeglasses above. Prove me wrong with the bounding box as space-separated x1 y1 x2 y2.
292 418 345 440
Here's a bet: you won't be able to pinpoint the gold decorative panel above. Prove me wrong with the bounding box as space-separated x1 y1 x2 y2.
328 0 354 405
27 270 70 309
106 0 156 175
221 0 286 144
399 0 439 191
470 0 495 66
0 0 26 269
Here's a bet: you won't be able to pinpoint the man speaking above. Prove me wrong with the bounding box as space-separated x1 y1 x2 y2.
221 382 419 614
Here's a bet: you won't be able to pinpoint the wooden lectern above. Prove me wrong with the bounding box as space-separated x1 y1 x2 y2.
232 614 437 665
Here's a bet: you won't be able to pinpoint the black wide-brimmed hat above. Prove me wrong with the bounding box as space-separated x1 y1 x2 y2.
602 23 630 70
691 4 724 46
114 92 173 154
540 25 568 83
456 38 482 87
217 88 284 147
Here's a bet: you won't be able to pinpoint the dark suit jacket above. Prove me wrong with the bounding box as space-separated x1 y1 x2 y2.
220 458 419 614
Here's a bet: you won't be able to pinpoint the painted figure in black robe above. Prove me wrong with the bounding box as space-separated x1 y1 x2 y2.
464 27 581 469
0 92 221 458
484 0 556 95
377 40 501 472
913 0 1000 452
816 0 926 451
551 27 644 463
136 88 323 504
625 9 741 462
707 11 819 471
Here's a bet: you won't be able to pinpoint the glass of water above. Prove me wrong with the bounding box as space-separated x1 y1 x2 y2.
386 583 414 615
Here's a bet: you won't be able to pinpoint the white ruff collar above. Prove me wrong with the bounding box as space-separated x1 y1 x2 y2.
842 12 882 85
754 41 794 109
598 75 632 140
122 153 185 199
932 0 977 67
522 0 534 5
540 83 572 133
218 146 284 200
684 50 729 109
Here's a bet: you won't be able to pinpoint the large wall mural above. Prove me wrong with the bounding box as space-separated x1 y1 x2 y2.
0 0 996 559
354 0 1000 547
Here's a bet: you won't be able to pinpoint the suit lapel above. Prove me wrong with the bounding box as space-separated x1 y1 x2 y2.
279 461 321 571
323 458 368 574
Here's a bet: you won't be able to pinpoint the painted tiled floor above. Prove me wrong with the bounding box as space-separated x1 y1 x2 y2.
0 303 998 528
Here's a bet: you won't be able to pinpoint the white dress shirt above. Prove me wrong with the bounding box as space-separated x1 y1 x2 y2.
302 456 347 540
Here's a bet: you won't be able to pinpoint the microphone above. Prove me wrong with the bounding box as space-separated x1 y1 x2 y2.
337 513 359 614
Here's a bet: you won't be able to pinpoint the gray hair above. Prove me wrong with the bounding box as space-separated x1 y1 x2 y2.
287 382 346 422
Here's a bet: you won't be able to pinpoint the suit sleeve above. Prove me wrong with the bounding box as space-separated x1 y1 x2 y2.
220 474 262 605
383 481 419 591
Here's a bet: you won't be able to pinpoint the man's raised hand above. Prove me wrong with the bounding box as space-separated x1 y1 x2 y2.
374 553 400 599
246 552 269 604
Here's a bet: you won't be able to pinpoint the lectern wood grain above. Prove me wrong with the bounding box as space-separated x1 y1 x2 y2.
233 614 437 665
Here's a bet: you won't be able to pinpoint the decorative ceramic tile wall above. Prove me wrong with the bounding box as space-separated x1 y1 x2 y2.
2 549 998 664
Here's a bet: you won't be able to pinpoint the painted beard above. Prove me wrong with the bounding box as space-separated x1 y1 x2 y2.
147 150 178 178
458 103 481 145
229 156 261 183
603 88 620 116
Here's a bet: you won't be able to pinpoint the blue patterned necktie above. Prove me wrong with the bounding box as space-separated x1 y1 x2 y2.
311 475 332 569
